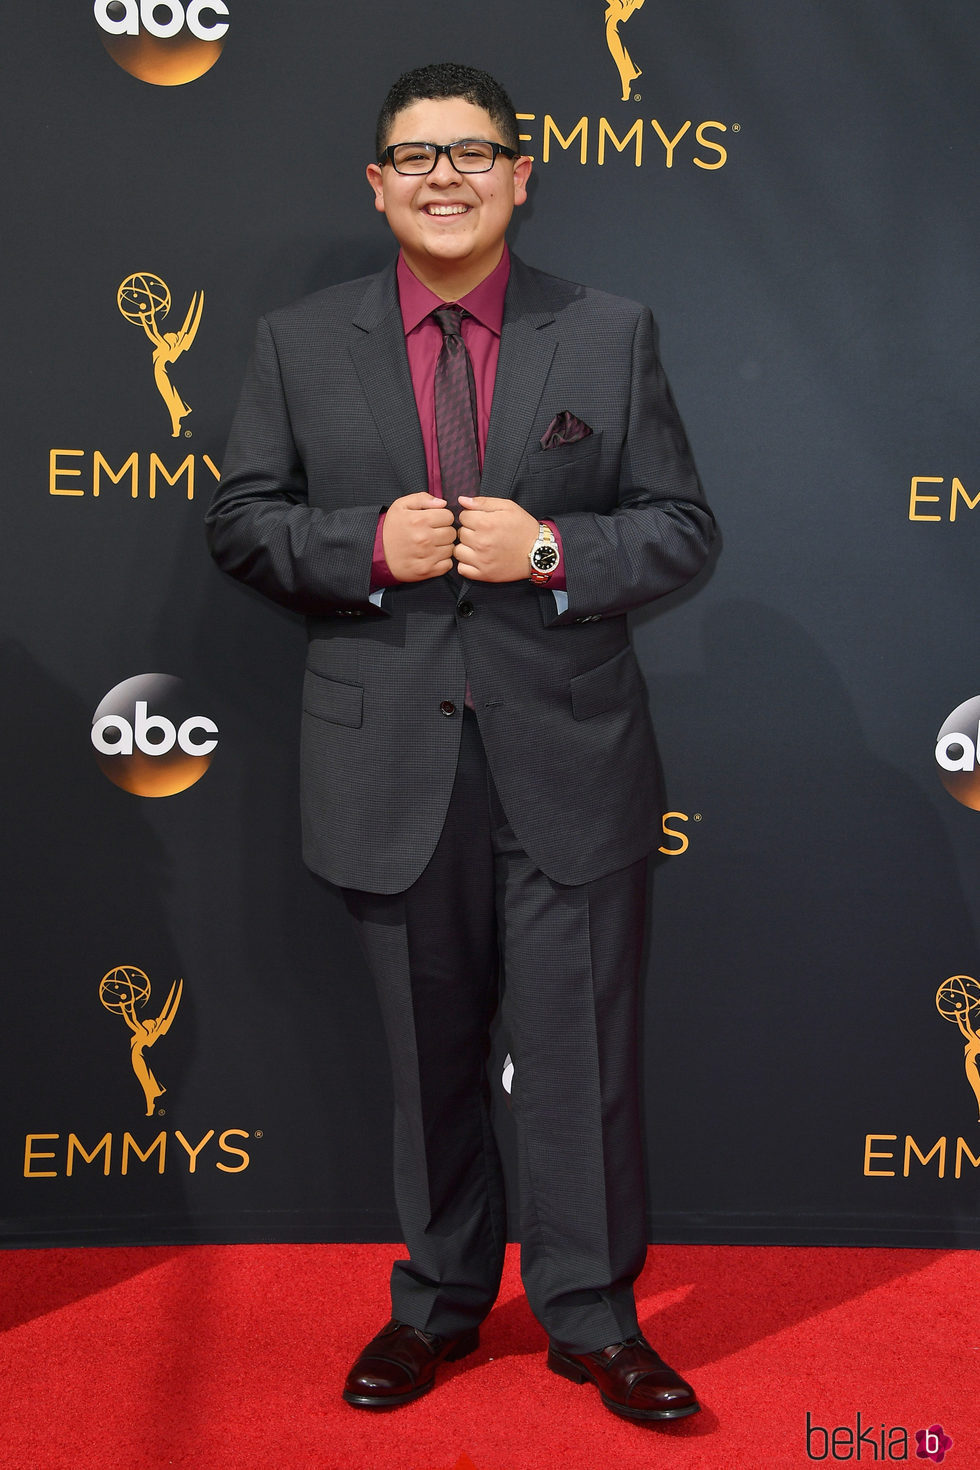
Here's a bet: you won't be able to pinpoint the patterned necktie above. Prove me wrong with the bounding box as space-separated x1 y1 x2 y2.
432 305 481 513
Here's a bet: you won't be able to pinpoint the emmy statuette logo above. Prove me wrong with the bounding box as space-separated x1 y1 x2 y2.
118 273 204 438
22 962 258 1180
604 0 646 101
46 274 218 504
95 0 229 86
936 976 980 1123
100 965 183 1116
862 976 980 1183
515 5 734 171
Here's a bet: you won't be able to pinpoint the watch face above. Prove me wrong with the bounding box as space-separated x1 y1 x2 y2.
532 545 559 572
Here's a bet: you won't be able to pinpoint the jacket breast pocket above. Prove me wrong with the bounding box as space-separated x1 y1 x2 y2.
303 668 364 728
569 647 645 720
525 430 603 475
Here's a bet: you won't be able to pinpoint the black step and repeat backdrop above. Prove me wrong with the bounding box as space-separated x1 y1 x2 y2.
2 1 978 1248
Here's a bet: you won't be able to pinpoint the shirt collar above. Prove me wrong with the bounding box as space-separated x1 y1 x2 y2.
396 245 510 336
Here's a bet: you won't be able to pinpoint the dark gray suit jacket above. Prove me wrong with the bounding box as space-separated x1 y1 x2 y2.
206 254 715 893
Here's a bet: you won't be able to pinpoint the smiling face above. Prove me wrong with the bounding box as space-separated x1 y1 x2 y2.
366 97 531 298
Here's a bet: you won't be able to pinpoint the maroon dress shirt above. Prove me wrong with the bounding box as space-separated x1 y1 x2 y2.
371 246 564 588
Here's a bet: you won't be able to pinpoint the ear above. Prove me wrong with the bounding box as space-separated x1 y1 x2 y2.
366 162 386 214
512 154 532 207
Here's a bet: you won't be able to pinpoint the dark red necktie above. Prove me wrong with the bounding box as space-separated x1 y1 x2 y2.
433 305 481 513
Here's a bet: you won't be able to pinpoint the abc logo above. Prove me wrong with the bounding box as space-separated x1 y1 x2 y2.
94 0 229 86
92 674 217 797
935 695 980 811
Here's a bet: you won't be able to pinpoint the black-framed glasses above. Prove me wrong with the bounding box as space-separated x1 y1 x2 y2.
378 139 518 175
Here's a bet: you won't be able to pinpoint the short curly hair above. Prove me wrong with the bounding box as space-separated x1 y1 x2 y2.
375 62 520 159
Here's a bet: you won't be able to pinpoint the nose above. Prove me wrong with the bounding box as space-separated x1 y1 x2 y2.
428 150 460 185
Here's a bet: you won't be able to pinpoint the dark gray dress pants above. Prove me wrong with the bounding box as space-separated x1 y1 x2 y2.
342 709 648 1354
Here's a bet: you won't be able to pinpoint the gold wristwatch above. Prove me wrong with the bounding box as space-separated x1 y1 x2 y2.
529 524 560 584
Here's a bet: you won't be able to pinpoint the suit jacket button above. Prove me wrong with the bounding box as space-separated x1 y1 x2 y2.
439 700 456 716
457 600 475 618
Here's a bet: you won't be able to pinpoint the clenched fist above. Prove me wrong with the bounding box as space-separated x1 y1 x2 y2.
454 496 540 582
382 492 457 582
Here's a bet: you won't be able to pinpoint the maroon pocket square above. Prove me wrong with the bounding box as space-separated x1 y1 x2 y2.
540 411 593 449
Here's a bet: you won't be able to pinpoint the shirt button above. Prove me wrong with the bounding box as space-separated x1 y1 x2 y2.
439 700 456 716
457 600 475 618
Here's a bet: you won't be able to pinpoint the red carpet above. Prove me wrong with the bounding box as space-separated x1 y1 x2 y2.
0 1242 974 1469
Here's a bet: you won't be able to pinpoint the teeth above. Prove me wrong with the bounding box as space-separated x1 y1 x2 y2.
426 205 468 215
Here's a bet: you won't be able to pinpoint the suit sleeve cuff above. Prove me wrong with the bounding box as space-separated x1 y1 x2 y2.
371 511 400 589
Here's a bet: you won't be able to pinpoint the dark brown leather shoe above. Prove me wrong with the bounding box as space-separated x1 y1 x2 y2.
342 1319 480 1409
548 1333 700 1421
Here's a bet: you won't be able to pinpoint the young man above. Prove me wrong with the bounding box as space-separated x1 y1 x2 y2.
206 62 715 1422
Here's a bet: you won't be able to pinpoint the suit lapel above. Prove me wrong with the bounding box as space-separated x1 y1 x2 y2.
480 256 557 504
348 264 428 501
349 263 463 598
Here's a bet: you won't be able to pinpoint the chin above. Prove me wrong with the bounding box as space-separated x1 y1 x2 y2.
422 239 474 260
